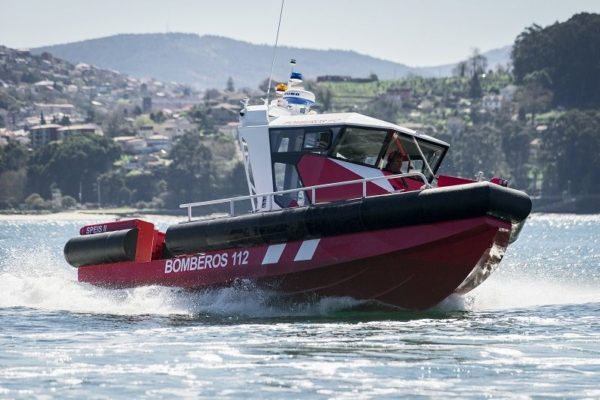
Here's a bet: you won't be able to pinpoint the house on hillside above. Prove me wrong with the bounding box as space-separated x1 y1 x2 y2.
212 103 240 125
149 94 204 112
204 90 247 107
32 80 55 93
384 87 412 106
317 75 352 82
29 124 62 148
482 94 503 112
113 136 148 154
137 125 154 138
146 134 171 152
155 118 195 139
34 103 76 117
316 75 378 83
29 122 101 149
58 123 103 138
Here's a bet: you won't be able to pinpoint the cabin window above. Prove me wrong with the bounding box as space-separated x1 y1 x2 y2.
303 130 332 151
270 129 304 153
269 127 337 207
379 132 446 178
273 162 306 207
332 127 388 166
270 128 334 154
402 137 446 178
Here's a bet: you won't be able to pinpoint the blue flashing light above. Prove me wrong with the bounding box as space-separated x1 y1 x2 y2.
290 71 303 81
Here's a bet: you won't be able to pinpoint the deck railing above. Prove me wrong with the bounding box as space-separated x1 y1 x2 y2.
180 171 430 222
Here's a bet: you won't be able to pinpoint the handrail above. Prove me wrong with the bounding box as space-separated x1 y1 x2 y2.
180 171 430 222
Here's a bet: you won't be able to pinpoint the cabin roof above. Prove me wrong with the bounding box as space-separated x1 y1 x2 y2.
268 112 449 147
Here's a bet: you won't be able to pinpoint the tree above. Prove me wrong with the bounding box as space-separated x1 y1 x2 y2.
188 104 216 133
512 13 600 108
61 195 77 209
24 193 47 210
469 73 482 99
226 76 235 92
467 49 487 77
98 170 127 206
540 110 600 196
125 170 164 202
258 77 271 93
166 131 215 206
0 141 29 173
440 123 509 180
515 71 553 124
103 107 135 137
150 111 166 123
453 61 467 78
499 121 535 189
0 169 26 206
306 84 334 112
0 142 29 204
60 115 71 126
27 133 121 201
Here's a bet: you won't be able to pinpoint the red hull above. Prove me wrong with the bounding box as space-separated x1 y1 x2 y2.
78 216 511 310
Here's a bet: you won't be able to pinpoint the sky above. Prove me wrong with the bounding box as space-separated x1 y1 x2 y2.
1 0 600 66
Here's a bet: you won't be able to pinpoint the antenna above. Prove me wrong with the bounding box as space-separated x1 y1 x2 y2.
265 0 285 105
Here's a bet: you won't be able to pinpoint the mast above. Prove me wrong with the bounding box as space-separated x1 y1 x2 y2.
265 0 286 106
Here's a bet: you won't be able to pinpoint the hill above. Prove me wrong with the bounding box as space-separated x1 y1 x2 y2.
0 44 192 129
33 33 511 89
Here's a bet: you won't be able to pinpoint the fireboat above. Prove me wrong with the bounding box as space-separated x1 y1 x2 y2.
64 63 531 310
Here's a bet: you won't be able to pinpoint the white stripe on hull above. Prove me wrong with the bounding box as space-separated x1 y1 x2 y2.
294 239 321 261
262 243 286 265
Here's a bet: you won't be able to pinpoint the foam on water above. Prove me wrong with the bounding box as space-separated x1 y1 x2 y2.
0 245 182 315
1 247 596 318
466 276 600 311
0 214 598 317
0 244 362 317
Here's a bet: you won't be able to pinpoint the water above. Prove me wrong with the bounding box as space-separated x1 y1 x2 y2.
0 214 598 398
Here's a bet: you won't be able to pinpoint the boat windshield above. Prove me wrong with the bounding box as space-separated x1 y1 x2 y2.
332 127 388 166
378 132 446 179
330 127 447 180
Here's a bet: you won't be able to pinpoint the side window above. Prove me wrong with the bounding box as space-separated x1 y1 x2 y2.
303 130 332 151
270 129 304 153
273 162 306 207
332 127 388 166
269 127 341 207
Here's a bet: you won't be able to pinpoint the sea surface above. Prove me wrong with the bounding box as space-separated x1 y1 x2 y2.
0 214 598 399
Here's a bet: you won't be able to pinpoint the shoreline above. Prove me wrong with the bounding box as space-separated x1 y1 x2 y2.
0 209 186 221
1 210 598 222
